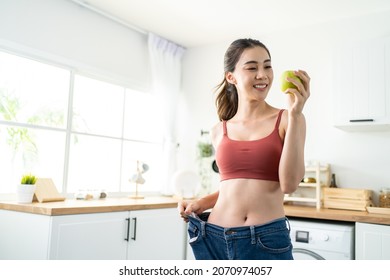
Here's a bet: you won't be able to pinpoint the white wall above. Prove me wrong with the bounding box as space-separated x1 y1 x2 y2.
0 0 150 90
178 9 390 204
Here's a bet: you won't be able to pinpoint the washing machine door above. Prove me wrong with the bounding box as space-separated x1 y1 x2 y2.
292 248 325 260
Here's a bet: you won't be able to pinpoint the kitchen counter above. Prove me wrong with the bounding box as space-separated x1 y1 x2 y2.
0 196 179 216
1 198 389 225
0 196 185 260
284 205 390 225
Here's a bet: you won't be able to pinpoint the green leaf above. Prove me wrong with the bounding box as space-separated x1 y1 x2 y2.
20 174 37 185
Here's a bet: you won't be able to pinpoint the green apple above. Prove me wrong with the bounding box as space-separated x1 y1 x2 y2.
280 70 301 93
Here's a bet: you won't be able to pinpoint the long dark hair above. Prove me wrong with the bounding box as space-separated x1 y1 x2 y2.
215 38 271 121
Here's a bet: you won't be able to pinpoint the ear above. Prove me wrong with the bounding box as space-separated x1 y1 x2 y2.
225 72 236 84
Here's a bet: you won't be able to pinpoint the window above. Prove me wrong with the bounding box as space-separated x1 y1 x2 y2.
0 52 69 129
0 50 163 196
0 51 69 193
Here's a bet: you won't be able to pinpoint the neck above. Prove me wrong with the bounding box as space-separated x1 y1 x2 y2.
234 99 269 121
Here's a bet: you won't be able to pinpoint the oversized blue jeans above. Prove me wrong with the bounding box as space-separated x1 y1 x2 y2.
187 213 293 260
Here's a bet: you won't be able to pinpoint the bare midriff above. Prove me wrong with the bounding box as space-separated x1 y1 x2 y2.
207 178 285 228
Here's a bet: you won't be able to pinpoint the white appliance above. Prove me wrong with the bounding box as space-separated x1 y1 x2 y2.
289 218 355 260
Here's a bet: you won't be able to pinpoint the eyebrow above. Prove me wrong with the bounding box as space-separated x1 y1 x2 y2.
243 59 271 65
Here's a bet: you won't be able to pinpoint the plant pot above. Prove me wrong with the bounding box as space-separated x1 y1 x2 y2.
16 184 36 203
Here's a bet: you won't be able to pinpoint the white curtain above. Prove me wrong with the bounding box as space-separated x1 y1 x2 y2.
148 33 185 195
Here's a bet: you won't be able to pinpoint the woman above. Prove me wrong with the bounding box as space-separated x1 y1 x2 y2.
178 38 310 260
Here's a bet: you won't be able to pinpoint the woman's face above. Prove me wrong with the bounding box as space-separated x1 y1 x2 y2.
227 46 273 101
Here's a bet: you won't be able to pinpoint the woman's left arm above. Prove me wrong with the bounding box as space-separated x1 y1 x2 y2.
279 70 310 194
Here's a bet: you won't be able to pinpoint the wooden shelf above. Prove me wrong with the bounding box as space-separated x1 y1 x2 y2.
284 162 330 209
304 167 329 172
298 183 317 188
284 196 317 203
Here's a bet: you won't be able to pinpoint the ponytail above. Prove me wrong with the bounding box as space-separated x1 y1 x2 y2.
215 79 238 121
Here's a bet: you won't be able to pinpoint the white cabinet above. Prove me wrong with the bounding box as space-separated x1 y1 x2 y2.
333 37 390 131
0 208 185 260
49 211 129 259
356 222 390 260
126 208 186 260
0 210 51 259
284 163 330 209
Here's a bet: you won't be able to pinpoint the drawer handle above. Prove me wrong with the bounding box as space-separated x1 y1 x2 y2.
131 217 137 241
125 218 130 241
349 119 374 122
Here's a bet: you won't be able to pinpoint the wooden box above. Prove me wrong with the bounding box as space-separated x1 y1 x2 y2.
323 187 373 211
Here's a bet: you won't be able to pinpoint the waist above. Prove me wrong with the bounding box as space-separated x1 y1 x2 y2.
188 214 289 237
210 179 285 227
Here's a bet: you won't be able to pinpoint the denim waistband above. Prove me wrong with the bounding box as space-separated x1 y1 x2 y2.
188 213 290 245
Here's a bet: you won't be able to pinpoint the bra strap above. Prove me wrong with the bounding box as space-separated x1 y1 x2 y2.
275 109 285 129
222 121 227 135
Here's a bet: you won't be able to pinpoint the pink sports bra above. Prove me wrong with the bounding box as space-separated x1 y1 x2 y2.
215 109 284 182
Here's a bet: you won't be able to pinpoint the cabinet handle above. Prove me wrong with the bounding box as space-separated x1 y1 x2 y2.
131 217 137 241
125 218 130 241
349 119 374 122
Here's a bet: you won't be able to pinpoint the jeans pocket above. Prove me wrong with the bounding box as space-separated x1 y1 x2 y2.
256 228 292 253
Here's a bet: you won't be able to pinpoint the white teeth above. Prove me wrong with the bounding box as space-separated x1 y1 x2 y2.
254 84 266 89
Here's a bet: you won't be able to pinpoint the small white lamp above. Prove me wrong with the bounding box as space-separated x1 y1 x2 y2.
129 160 149 199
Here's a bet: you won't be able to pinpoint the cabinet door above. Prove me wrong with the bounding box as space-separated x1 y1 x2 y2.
0 210 51 259
333 37 390 130
356 222 390 260
127 208 185 260
49 211 128 260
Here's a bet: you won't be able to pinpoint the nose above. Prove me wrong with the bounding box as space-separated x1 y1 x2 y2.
256 69 267 80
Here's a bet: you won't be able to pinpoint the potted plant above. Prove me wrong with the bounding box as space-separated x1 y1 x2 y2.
16 173 38 203
197 142 213 158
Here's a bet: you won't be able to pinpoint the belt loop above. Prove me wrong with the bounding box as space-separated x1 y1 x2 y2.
250 226 256 244
200 221 206 237
285 217 291 232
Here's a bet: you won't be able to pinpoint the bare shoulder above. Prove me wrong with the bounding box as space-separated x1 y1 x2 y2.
267 106 287 125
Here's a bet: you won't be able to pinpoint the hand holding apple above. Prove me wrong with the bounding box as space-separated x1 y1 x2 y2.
280 70 302 93
280 69 311 117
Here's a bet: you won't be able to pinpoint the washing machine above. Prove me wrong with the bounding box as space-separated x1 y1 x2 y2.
289 218 355 260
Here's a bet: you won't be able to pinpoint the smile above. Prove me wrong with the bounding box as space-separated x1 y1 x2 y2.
253 84 267 89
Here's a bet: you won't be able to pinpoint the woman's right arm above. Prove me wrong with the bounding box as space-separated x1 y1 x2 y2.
178 191 219 222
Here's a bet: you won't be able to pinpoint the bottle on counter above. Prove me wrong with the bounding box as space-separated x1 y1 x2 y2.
329 173 337 188
379 188 390 208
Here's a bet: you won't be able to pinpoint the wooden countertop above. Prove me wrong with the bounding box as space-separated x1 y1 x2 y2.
1 197 389 225
284 205 390 225
0 196 179 216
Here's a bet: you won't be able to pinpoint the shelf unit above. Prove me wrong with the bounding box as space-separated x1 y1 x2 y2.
284 163 331 209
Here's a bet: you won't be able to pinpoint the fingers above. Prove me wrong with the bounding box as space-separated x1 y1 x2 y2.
178 199 204 223
294 70 311 98
178 200 193 222
178 200 187 215
283 70 311 115
296 69 310 82
285 70 310 99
